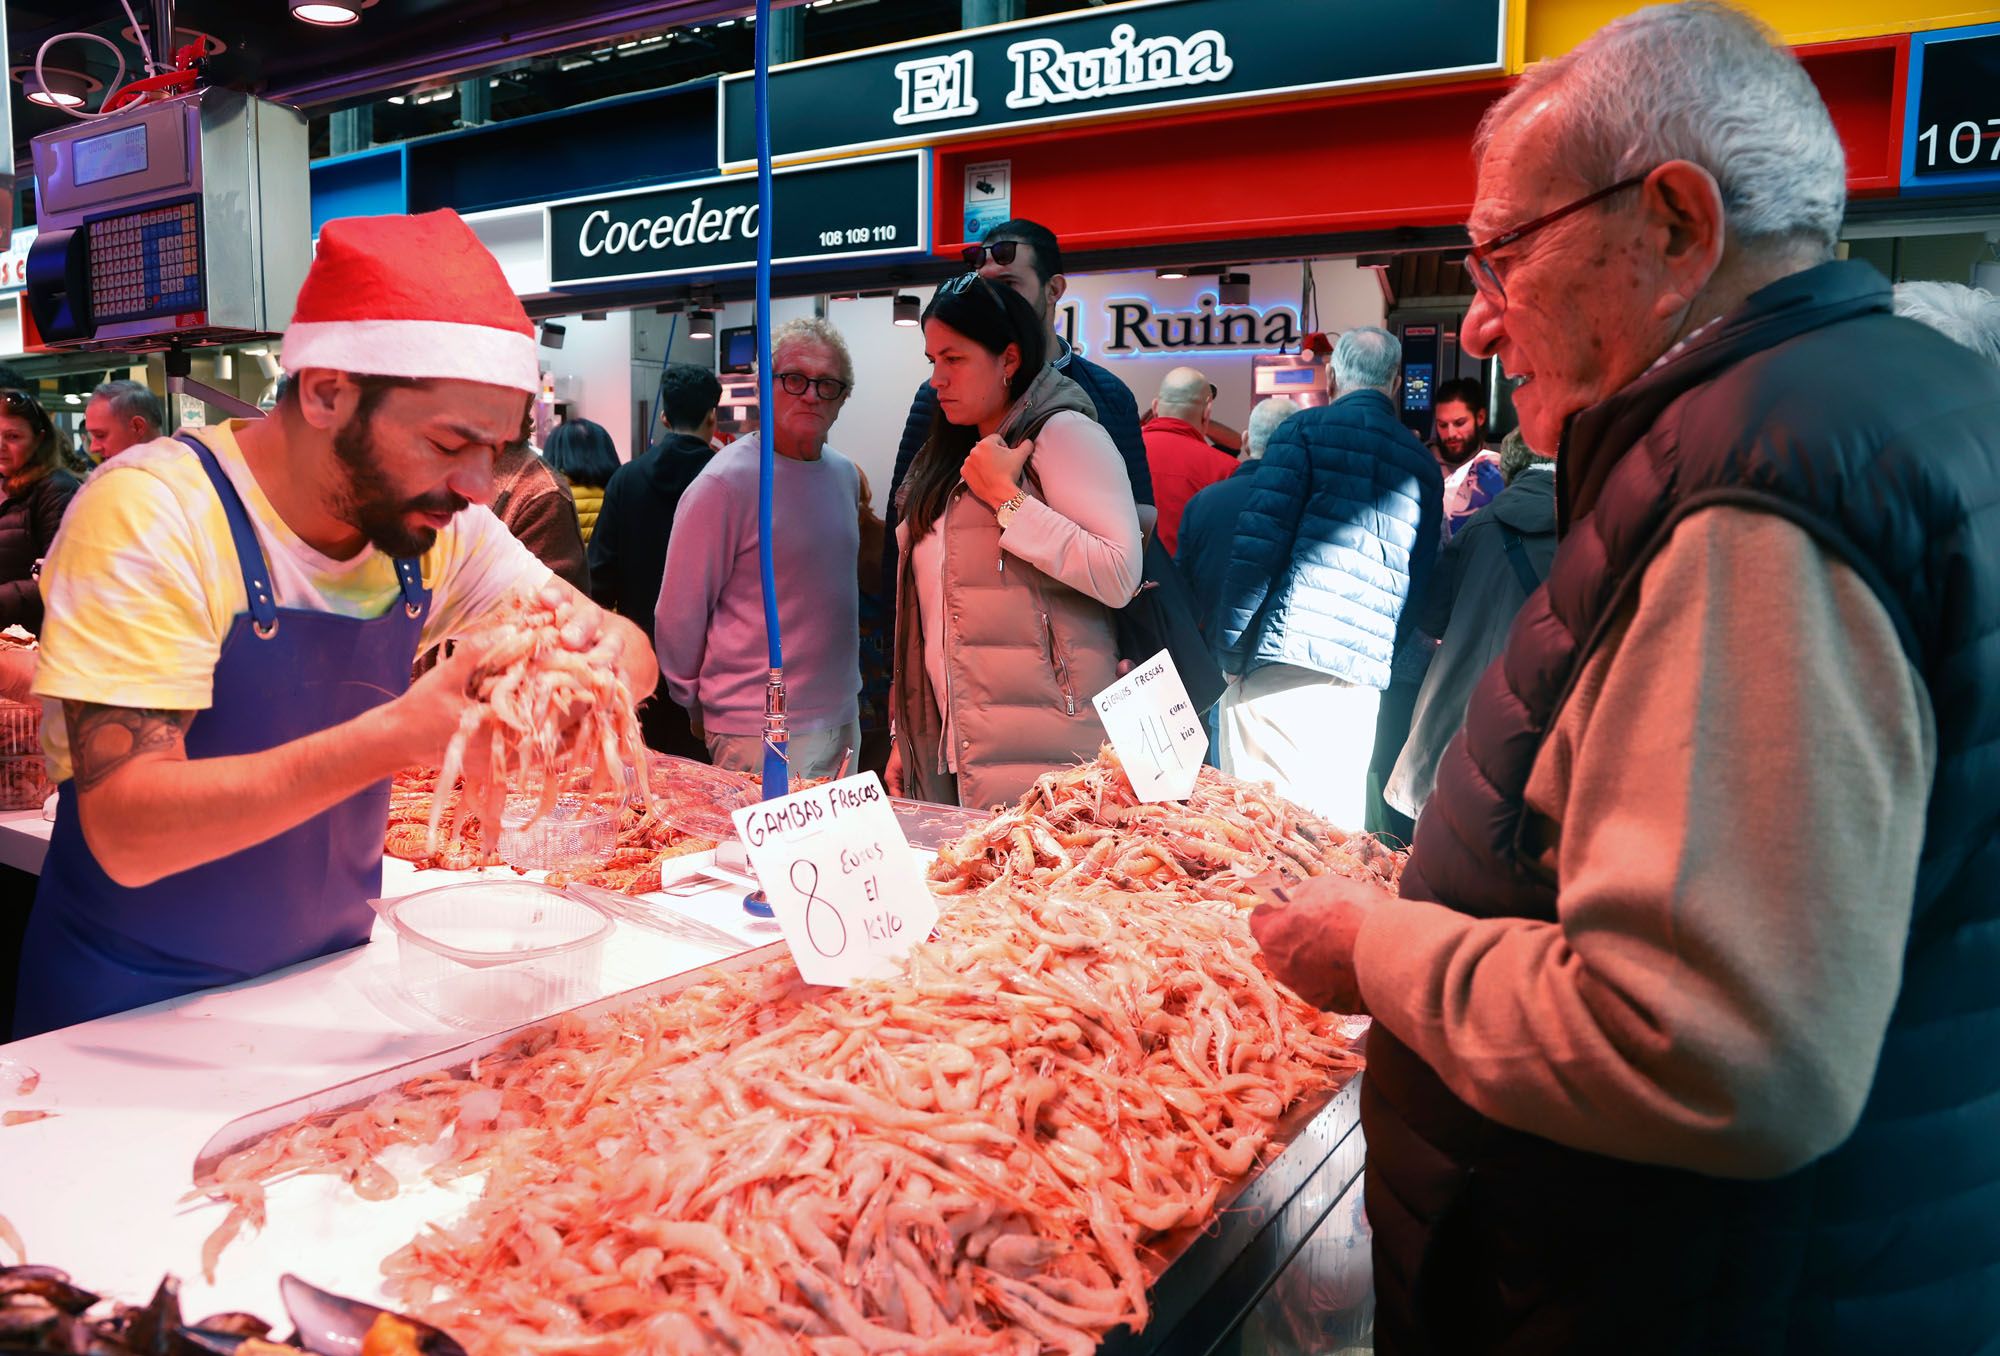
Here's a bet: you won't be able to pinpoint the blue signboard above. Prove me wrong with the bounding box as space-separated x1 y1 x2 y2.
1901 21 2000 196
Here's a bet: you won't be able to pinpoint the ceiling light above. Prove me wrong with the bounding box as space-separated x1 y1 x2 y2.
688 309 716 341
538 321 567 350
1218 271 1251 307
893 295 921 327
290 0 379 26
581 311 608 321
1156 266 1188 281
15 67 96 108
828 292 861 303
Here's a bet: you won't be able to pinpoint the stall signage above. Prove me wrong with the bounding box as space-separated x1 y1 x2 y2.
0 227 38 295
1092 650 1207 803
1061 292 1302 358
545 152 927 288
730 772 939 987
1902 22 2000 194
719 0 1508 169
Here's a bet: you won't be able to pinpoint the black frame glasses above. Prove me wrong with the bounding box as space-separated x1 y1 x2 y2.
1465 172 1652 304
774 370 851 401
959 239 1020 270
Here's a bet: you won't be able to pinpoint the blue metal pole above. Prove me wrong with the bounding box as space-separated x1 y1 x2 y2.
753 0 786 808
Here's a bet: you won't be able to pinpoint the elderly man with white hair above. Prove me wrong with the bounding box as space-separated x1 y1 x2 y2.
1250 4 2000 1352
1215 330 1443 828
656 316 861 778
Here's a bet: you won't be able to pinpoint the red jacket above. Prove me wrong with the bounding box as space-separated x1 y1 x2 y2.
1143 416 1238 555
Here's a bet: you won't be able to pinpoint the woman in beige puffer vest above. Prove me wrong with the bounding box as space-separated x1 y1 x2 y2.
890 274 1142 810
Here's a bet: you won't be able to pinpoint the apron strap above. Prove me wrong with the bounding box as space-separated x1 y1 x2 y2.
176 431 431 635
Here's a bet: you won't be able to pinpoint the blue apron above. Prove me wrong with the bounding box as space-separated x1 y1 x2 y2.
12 434 429 1038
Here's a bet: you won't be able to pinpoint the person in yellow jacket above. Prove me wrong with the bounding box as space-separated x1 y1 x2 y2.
543 417 621 546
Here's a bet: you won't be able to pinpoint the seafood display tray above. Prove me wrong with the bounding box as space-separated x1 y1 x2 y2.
190 955 1367 1351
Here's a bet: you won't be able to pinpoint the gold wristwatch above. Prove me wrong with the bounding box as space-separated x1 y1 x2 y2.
995 490 1029 528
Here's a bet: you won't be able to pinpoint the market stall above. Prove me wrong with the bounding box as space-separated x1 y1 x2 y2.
0 752 1378 1354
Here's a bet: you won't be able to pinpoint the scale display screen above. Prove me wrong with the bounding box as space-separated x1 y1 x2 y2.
1403 363 1435 413
88 200 202 324
74 124 149 187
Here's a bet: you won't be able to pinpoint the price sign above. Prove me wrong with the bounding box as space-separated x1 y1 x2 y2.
1903 24 2000 195
729 772 938 987
1092 649 1207 802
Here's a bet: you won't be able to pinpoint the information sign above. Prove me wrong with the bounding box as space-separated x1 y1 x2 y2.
1091 650 1207 803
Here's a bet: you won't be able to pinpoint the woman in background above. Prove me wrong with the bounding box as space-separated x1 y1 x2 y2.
889 274 1141 808
542 417 621 546
0 390 80 633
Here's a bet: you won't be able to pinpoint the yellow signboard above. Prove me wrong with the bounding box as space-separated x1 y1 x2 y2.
1513 0 2000 67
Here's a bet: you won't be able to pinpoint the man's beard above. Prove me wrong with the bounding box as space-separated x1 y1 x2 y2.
1435 432 1479 467
332 413 467 557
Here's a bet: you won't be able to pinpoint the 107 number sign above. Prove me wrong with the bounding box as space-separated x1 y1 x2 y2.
1915 119 2000 168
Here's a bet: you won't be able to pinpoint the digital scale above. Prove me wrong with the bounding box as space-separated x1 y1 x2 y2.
25 89 310 356
1252 352 1331 408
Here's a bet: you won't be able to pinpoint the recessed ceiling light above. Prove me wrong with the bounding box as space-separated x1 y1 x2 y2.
290 0 376 27
14 66 98 108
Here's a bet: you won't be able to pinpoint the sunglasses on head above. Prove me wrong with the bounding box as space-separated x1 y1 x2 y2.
934 272 1011 314
0 389 48 428
960 240 1020 270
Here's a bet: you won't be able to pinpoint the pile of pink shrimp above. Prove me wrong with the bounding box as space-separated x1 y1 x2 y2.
195 751 1377 1355
427 585 649 854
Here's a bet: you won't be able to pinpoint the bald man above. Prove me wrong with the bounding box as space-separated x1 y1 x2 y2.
1144 366 1237 555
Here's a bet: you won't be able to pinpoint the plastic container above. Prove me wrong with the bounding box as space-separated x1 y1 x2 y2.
645 753 757 842
0 752 50 811
0 698 39 756
494 795 615 873
372 880 613 1029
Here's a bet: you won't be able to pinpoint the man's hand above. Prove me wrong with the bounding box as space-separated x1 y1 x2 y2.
962 434 1031 511
1248 872 1392 1014
884 741 904 796
387 637 496 762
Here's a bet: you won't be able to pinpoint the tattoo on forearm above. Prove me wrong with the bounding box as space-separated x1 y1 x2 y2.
65 702 195 791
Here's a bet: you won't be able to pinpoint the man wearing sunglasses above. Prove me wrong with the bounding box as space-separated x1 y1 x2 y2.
1248 4 2000 1352
881 219 1152 601
656 316 862 780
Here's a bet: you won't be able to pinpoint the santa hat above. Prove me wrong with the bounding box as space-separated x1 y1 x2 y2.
279 210 539 394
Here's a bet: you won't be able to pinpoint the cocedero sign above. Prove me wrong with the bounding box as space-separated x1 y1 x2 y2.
721 0 1506 169
545 153 926 288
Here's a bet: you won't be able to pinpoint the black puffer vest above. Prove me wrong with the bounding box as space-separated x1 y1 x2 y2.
1365 261 2000 1355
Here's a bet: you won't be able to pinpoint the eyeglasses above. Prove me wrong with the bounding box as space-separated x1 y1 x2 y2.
1465 172 1652 305
774 370 851 401
960 239 1020 270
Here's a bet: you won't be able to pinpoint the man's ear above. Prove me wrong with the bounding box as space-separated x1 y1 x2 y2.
1046 273 1069 311
289 368 356 433
1642 160 1727 320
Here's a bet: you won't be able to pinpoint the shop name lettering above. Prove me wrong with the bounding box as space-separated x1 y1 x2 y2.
738 779 886 847
576 197 760 259
893 23 1232 126
1061 294 1301 356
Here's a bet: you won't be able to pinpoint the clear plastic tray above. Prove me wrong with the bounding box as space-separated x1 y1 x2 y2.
645 753 758 841
494 794 615 872
371 880 613 1030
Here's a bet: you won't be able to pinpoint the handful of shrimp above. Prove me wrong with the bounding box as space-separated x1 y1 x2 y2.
425 586 649 855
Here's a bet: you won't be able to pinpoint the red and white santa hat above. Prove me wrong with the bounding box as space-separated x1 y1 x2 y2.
279 209 539 395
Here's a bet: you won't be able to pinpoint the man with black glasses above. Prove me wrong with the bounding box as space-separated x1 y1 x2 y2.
882 218 1151 599
655 317 861 778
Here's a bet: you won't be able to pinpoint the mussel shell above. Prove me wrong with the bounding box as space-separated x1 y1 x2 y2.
278 1276 465 1356
0 1265 99 1313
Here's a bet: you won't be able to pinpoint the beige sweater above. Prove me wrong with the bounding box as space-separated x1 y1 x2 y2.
1357 507 1937 1179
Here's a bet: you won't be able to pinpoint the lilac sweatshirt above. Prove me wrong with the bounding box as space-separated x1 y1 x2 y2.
655 435 860 735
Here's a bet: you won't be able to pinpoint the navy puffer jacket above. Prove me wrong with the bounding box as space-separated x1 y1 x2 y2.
1217 388 1442 688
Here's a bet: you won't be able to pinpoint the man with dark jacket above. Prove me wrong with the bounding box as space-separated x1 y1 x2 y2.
589 363 721 758
882 218 1150 599
1216 327 1442 829
1176 395 1300 646
1250 6 2000 1353
1383 432 1554 819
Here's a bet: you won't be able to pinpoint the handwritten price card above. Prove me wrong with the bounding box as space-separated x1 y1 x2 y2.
1092 649 1207 803
729 772 938 986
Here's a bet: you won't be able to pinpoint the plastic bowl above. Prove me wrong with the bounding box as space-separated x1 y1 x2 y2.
494 794 616 873
373 880 612 1029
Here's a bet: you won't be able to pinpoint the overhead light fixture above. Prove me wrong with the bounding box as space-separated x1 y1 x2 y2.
290 0 379 26
216 353 235 381
581 311 608 321
893 295 921 327
15 66 97 108
1156 266 1188 281
828 291 861 303
688 309 716 340
1218 271 1251 307
538 321 567 350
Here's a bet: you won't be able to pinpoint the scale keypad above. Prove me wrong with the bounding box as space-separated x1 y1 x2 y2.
88 200 202 323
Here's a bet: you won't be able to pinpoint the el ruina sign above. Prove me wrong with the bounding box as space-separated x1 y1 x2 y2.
720 0 1506 169
545 151 927 288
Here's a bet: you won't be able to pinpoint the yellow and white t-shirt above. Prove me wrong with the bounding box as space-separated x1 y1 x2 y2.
33 421 551 781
